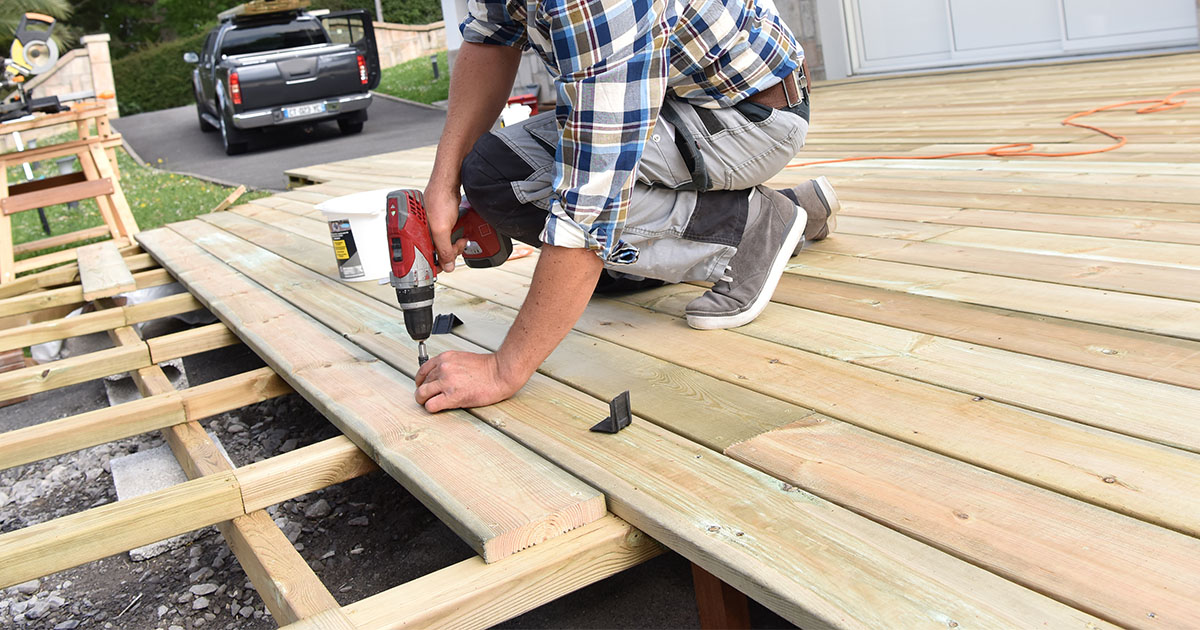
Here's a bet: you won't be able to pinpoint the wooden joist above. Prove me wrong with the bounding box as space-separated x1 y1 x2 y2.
0 367 290 470
283 515 664 630
0 322 240 401
0 434 377 590
136 226 608 564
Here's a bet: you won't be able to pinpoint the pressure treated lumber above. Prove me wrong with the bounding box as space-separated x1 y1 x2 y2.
0 267 172 318
809 232 1200 302
693 563 752 630
137 226 608 563
236 436 377 513
0 437 379 591
0 367 290 470
76 241 136 300
473 261 1200 538
156 218 1111 628
285 515 664 630
784 253 1200 341
629 283 1200 453
0 471 245 588
204 209 811 451
0 322 239 400
101 319 347 626
725 419 1200 629
772 274 1200 391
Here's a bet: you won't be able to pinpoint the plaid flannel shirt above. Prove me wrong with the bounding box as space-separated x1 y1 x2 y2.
461 0 803 261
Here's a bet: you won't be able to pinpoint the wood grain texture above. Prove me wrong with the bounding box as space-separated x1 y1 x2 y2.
0 343 149 400
103 319 345 625
629 283 1200 453
221 510 348 625
204 210 810 451
137 225 607 563
0 472 244 588
152 218 1115 627
727 419 1200 629
179 367 292 419
327 516 663 630
772 274 1200 391
480 261 1200 539
236 436 378 512
0 393 185 470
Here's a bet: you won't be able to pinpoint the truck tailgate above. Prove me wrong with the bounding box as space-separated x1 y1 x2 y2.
231 45 364 110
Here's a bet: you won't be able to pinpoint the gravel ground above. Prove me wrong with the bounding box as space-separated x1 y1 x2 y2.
0 320 794 629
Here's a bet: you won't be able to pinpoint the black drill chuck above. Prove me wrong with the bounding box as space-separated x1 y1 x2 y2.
396 285 435 341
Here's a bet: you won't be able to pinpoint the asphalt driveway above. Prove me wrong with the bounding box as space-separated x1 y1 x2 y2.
114 96 447 191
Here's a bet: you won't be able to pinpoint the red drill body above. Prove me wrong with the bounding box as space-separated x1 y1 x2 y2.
385 189 512 363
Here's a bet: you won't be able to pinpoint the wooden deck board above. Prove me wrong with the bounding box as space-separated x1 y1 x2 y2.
136 227 608 564
149 52 1200 627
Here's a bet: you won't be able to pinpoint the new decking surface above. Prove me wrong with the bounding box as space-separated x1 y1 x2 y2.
139 52 1200 628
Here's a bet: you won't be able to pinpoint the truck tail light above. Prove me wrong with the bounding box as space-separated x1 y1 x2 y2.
357 55 368 85
230 71 242 105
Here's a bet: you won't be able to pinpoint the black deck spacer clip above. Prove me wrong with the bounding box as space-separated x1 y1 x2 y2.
431 313 464 335
590 390 632 434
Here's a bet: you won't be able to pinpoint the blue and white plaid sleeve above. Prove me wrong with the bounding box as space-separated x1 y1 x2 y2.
538 0 670 261
461 0 529 49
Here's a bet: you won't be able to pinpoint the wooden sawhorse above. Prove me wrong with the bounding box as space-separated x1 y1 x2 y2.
0 105 138 284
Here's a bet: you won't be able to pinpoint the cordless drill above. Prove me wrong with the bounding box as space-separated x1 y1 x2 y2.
385 189 512 365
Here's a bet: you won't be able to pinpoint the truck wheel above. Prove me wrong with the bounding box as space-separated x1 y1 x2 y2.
219 111 248 156
337 116 364 135
197 102 216 133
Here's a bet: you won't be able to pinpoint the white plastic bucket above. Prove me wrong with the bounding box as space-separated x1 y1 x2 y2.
315 188 394 282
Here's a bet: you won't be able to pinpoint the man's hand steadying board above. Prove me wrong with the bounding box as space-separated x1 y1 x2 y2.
414 350 524 412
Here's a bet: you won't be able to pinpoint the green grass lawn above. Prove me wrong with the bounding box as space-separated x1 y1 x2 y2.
8 133 269 264
374 50 450 105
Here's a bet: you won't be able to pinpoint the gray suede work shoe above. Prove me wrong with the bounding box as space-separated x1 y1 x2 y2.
780 175 840 254
685 187 806 330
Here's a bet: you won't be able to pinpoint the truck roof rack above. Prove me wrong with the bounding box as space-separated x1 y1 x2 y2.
218 0 312 22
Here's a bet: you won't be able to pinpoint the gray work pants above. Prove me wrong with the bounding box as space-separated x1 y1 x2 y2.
460 96 809 284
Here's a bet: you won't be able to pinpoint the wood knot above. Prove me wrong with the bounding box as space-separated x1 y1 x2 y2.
707 525 721 533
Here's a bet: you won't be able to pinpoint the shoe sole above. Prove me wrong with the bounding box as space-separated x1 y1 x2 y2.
686 202 807 330
813 175 841 236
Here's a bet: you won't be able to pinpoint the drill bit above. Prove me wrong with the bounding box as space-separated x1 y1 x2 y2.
417 341 428 366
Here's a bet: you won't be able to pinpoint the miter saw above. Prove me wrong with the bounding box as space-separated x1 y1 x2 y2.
1 13 67 122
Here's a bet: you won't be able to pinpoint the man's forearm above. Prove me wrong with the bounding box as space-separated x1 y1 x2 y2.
497 244 604 384
428 43 523 194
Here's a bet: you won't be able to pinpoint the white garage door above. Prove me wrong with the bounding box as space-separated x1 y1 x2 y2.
846 0 1199 73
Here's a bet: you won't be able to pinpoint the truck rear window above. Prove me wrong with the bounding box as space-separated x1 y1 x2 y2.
221 20 328 56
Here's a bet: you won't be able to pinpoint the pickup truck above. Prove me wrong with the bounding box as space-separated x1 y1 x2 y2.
185 6 381 155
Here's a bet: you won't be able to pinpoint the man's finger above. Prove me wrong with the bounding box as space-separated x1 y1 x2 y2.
434 237 468 273
424 392 454 413
415 378 442 406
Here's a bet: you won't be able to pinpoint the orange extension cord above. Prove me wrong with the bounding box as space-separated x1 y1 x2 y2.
787 87 1200 168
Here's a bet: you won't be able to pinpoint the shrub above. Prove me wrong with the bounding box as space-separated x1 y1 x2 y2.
113 30 210 116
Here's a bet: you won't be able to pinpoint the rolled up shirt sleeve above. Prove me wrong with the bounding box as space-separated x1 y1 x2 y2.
538 0 670 261
461 0 529 48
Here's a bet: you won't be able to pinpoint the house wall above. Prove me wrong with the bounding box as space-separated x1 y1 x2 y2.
373 21 446 68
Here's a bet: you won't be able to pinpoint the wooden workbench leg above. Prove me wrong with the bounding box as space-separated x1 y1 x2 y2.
691 563 751 630
89 144 139 237
0 167 13 284
76 146 122 241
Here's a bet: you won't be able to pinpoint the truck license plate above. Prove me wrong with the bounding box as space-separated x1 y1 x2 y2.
283 103 326 118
